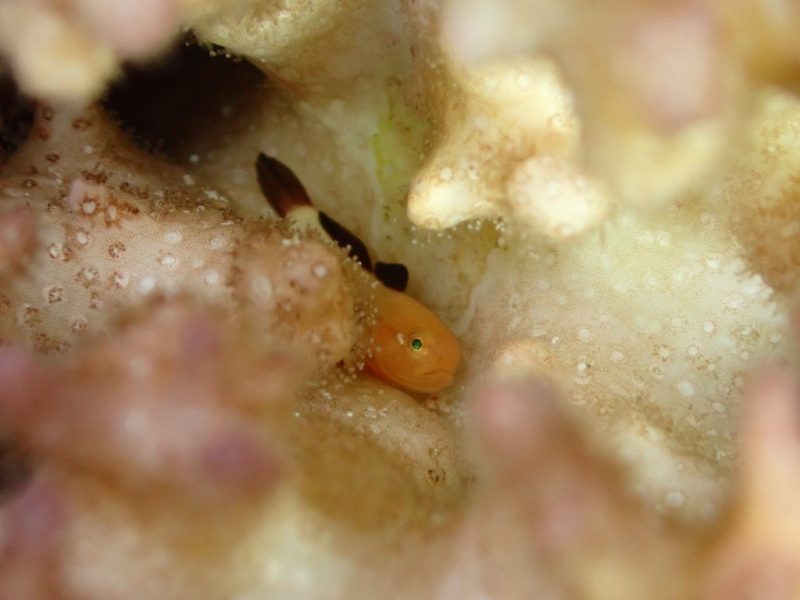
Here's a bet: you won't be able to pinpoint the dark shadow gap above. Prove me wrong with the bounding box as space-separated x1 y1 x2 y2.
0 441 32 502
0 68 35 164
102 36 266 161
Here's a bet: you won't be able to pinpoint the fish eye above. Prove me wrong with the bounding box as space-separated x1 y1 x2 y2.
410 337 424 352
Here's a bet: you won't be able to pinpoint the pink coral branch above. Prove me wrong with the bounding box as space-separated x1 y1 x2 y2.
0 300 285 504
0 477 67 600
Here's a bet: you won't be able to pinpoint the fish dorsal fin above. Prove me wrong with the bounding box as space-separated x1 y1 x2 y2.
318 211 373 272
255 152 312 217
374 261 409 291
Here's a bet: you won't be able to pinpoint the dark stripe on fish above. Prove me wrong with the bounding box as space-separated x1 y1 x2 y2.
256 152 311 217
318 210 373 271
374 261 409 292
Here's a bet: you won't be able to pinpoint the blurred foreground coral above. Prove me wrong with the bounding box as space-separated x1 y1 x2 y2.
3 0 800 598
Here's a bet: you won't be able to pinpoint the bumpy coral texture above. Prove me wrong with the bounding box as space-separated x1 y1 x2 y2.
3 0 800 598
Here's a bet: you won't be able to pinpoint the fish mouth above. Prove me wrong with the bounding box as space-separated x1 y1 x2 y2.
414 369 455 391
384 370 454 394
421 369 453 380
366 357 456 394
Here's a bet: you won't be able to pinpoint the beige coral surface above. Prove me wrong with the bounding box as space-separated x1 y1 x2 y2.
3 0 800 598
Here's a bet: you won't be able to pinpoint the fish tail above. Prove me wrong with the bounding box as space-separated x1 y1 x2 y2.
255 153 312 217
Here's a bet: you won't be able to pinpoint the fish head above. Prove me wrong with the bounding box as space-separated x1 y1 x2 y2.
366 288 461 394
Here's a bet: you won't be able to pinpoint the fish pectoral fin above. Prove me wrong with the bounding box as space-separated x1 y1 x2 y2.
255 153 312 217
374 261 409 291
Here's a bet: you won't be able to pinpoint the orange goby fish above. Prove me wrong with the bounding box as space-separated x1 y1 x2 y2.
255 153 461 393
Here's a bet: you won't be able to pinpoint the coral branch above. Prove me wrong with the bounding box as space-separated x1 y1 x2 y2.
0 478 67 600
0 0 183 101
0 299 287 503
704 369 800 599
425 378 694 600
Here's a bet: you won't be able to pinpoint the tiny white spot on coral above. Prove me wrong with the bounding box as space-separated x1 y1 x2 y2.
726 296 744 310
138 277 156 294
664 490 686 508
250 276 273 305
515 73 532 90
672 268 690 285
82 201 96 214
677 381 696 397
705 254 721 269
204 270 220 286
209 235 226 250
164 231 183 244
702 320 715 334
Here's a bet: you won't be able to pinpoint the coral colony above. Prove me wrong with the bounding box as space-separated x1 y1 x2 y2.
2 0 800 598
